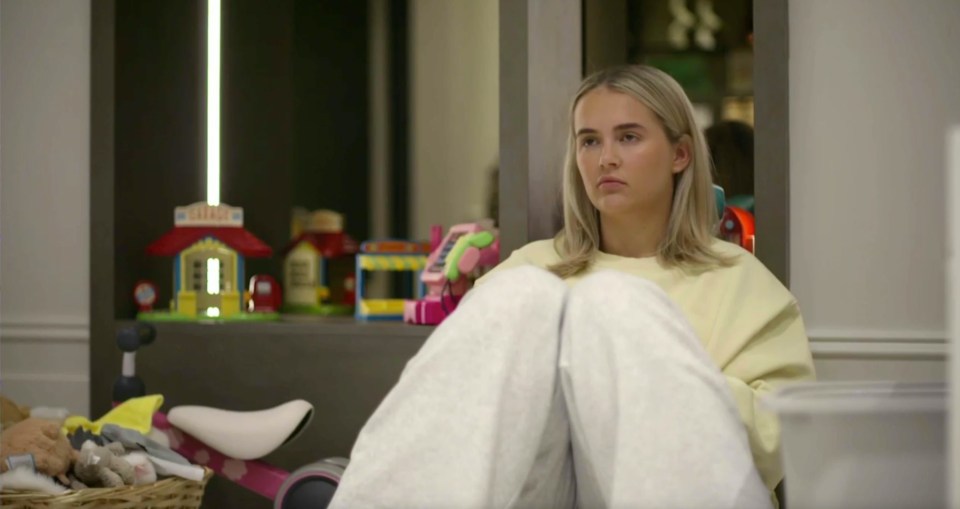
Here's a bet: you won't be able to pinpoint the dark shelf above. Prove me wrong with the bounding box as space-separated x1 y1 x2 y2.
116 316 435 340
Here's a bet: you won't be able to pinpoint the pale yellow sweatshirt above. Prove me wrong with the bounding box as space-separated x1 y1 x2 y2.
477 238 815 494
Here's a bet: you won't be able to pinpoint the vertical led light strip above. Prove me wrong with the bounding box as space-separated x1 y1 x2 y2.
204 0 222 309
206 258 220 294
206 0 221 205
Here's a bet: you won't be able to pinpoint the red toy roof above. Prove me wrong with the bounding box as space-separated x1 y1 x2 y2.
282 231 359 258
145 227 273 257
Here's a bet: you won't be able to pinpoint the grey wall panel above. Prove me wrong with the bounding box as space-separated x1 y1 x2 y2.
499 0 582 255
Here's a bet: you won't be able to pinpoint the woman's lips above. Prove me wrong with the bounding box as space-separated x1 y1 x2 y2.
598 177 626 190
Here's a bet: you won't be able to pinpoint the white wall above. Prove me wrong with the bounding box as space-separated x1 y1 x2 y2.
409 0 498 240
790 0 960 380
0 0 91 416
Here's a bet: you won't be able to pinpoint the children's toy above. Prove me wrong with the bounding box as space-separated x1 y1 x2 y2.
403 223 500 325
0 466 68 495
0 418 77 482
114 323 347 509
720 205 756 253
282 210 359 316
141 202 277 322
713 184 755 254
355 240 431 320
133 280 158 312
64 394 164 437
1 395 31 430
727 194 755 214
249 274 282 313
343 274 356 304
100 423 192 468
1 404 212 507
714 184 726 219
122 451 158 485
73 440 136 488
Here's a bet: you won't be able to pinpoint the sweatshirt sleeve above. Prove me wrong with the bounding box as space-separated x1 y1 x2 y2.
711 260 816 491
473 249 531 287
473 240 556 287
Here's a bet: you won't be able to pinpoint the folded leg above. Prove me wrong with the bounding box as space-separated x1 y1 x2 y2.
560 271 770 509
330 266 575 509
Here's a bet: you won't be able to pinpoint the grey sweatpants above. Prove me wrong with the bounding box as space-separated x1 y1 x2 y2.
329 267 770 509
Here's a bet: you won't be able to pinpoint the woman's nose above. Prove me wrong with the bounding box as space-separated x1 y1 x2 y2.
598 144 621 169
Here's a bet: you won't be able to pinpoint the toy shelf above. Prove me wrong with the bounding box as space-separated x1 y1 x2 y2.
116 316 435 340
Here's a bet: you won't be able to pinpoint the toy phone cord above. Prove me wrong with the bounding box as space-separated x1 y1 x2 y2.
439 279 461 315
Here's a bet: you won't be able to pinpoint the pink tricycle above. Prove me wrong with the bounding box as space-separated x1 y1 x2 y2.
112 323 347 508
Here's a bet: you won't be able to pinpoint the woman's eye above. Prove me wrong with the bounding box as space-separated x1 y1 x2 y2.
621 133 640 143
580 138 598 148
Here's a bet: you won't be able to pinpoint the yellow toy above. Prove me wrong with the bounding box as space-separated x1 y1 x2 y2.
62 394 163 436
142 202 274 320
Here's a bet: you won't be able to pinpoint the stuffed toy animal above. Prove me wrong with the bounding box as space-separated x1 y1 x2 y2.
0 466 68 495
0 395 31 431
73 440 135 488
122 451 158 485
0 418 77 482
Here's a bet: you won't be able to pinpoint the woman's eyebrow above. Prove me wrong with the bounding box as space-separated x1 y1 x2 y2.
614 122 646 131
575 123 646 137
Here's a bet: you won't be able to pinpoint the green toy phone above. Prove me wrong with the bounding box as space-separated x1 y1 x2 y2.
444 231 495 281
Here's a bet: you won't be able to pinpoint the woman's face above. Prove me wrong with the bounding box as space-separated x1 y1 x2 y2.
573 87 690 219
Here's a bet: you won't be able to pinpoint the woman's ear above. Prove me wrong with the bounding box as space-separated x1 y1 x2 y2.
671 134 693 174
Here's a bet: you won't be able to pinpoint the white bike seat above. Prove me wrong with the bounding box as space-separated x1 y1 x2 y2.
168 399 314 460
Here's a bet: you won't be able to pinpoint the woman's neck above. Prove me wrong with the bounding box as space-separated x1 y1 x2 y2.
599 207 670 259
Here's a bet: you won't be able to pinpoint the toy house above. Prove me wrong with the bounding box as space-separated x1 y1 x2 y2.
144 202 272 319
281 210 359 315
355 240 431 320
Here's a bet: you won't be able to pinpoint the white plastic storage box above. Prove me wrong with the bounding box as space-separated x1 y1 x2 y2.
763 382 946 509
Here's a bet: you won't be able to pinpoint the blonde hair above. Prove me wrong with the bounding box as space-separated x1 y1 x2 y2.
549 65 730 278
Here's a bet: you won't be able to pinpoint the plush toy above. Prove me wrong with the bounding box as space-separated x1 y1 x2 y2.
0 394 31 431
0 467 68 495
122 451 158 485
73 440 135 488
0 418 77 482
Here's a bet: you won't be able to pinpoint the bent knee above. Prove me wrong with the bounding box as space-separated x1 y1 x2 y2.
475 265 566 294
566 271 702 352
573 270 668 305
467 265 568 314
568 271 689 329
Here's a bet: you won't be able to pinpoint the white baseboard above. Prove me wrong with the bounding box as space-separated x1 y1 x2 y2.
0 317 89 342
808 329 947 382
808 329 947 359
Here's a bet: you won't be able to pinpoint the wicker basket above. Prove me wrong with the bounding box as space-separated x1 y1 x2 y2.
1 468 213 509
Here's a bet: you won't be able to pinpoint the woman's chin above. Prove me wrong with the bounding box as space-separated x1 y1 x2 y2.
595 197 637 216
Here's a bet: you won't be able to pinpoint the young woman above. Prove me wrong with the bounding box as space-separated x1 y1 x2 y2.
329 65 814 509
